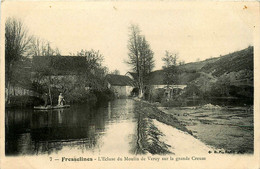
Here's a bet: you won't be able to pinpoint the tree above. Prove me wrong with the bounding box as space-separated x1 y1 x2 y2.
215 74 231 96
5 17 33 103
138 36 155 77
30 37 60 57
77 49 104 71
162 50 178 68
162 51 179 86
75 49 108 90
179 60 185 66
127 24 154 98
111 69 120 75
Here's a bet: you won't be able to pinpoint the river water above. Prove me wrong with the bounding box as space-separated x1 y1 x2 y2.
5 98 253 156
5 99 138 156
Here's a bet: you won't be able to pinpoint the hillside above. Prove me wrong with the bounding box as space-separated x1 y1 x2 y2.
200 46 253 77
181 46 254 99
178 57 219 72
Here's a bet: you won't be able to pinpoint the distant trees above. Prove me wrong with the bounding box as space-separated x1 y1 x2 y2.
179 60 185 66
162 51 178 68
5 17 33 103
211 74 231 96
162 51 179 86
111 69 120 75
76 49 108 86
127 24 154 97
76 49 104 73
30 37 60 57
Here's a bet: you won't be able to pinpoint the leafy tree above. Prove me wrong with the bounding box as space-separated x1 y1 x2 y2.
127 24 154 97
214 74 231 96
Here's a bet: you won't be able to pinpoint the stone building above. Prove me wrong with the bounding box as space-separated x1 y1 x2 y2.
105 74 134 97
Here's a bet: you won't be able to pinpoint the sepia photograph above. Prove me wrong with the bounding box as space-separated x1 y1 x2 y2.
0 1 259 169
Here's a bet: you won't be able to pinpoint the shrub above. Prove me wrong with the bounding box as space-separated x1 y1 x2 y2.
64 88 97 104
161 98 187 107
150 88 165 103
92 89 115 103
181 83 201 97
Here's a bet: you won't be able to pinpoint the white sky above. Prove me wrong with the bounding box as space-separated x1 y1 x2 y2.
2 1 257 74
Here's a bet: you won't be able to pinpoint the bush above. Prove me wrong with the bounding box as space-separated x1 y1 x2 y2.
150 88 165 103
161 98 187 107
181 83 201 97
92 89 115 103
64 88 97 104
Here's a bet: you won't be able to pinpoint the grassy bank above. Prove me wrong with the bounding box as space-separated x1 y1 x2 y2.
135 113 171 155
134 98 193 134
133 98 253 154
133 98 192 154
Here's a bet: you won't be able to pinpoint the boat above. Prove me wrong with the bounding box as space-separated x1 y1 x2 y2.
34 105 70 110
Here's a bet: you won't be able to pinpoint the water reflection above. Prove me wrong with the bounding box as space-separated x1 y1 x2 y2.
5 99 137 156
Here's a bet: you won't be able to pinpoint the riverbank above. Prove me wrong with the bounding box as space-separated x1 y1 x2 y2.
5 89 115 108
133 98 253 154
133 98 194 155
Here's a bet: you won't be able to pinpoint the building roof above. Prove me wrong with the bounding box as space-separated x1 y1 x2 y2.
147 70 165 85
106 74 134 86
125 70 165 85
148 70 200 85
125 72 138 80
126 69 199 86
32 55 87 75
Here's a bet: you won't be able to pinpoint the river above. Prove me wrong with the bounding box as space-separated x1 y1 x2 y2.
5 99 138 156
5 98 253 156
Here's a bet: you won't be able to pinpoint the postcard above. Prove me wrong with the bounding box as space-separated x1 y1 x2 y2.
1 1 259 169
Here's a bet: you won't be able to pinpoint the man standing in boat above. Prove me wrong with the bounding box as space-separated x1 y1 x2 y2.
43 93 48 107
58 93 65 106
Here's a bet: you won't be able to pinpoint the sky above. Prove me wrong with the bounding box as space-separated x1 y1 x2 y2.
2 1 257 74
